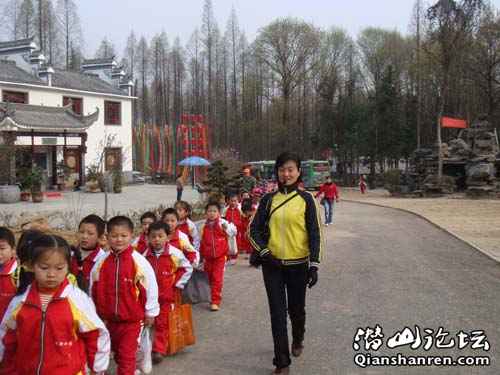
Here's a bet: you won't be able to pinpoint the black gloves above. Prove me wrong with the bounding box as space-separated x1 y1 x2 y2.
262 253 283 268
249 250 283 269
308 266 318 288
249 250 262 268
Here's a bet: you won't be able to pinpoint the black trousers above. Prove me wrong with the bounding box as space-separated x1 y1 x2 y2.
262 262 308 369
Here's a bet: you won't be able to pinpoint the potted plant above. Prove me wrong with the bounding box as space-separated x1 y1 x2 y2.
112 169 123 193
85 164 103 193
29 166 45 203
18 167 33 201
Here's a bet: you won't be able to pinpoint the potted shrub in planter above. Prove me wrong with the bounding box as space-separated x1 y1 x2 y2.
86 164 103 193
18 168 32 201
29 166 45 203
112 169 123 193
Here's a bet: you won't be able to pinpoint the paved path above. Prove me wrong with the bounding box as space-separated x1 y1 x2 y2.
0 184 198 224
152 202 500 375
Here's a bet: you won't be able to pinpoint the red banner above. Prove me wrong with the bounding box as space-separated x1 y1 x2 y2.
441 117 467 129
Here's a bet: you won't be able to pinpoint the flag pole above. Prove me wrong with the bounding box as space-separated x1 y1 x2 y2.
437 114 443 181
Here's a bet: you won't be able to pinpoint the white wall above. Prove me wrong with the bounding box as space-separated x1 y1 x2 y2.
0 84 134 172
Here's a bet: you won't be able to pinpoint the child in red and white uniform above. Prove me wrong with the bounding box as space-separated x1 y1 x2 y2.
161 208 200 267
175 201 200 251
238 199 256 259
224 194 243 265
144 221 193 364
90 216 159 375
199 202 237 311
0 227 17 321
132 211 157 254
70 214 107 293
0 234 110 375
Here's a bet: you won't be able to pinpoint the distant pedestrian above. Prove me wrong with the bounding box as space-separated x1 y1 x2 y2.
176 173 184 201
359 175 367 194
315 176 340 226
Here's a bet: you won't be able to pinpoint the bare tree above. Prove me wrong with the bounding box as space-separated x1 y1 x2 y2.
95 36 116 59
55 0 82 69
256 17 321 148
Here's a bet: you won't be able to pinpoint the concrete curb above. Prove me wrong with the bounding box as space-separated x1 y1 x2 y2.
342 199 500 264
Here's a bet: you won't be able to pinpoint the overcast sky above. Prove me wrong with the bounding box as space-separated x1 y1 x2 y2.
79 0 500 58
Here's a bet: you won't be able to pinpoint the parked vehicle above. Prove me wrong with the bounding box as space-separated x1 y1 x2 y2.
248 159 330 190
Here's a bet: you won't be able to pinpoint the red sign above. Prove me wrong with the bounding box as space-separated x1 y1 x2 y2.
441 117 467 129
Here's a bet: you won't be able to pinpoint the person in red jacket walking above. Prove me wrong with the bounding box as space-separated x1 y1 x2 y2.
0 227 17 321
70 214 107 293
315 176 340 226
144 221 193 364
238 198 256 259
225 193 243 265
90 216 159 375
0 234 110 375
175 201 201 251
199 202 237 311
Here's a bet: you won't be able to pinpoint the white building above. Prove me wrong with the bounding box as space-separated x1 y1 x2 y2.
0 37 135 188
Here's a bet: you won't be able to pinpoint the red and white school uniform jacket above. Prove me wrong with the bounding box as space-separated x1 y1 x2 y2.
0 259 17 321
199 218 237 259
169 229 200 268
132 232 148 255
177 218 200 251
0 278 110 375
225 206 243 228
144 245 193 305
89 246 159 323
238 215 253 252
70 247 106 288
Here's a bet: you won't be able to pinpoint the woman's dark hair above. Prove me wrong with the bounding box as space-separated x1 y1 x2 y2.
241 198 254 213
0 227 15 249
148 221 171 236
79 214 106 237
161 208 179 222
205 201 221 212
275 152 302 183
107 216 134 233
175 201 192 217
17 234 77 295
140 211 157 223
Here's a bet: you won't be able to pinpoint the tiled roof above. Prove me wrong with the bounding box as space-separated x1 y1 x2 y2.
0 60 45 85
82 57 115 66
0 37 35 50
52 69 126 96
0 101 99 131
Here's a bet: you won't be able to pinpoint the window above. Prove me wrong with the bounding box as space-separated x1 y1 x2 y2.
104 101 121 125
104 147 122 171
63 96 83 115
2 90 27 103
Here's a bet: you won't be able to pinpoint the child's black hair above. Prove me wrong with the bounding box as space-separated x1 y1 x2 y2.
227 192 239 200
148 221 171 236
79 214 106 237
0 226 15 249
107 216 134 233
161 208 179 221
140 211 157 223
17 234 80 295
205 201 221 212
17 230 43 265
241 198 254 213
174 200 192 217
70 244 87 292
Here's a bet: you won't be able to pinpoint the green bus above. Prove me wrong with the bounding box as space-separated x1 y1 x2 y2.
248 159 330 190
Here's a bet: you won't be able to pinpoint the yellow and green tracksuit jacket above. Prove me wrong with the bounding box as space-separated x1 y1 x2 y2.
249 186 323 268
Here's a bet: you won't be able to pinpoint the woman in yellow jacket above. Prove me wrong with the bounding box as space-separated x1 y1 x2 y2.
249 152 323 375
